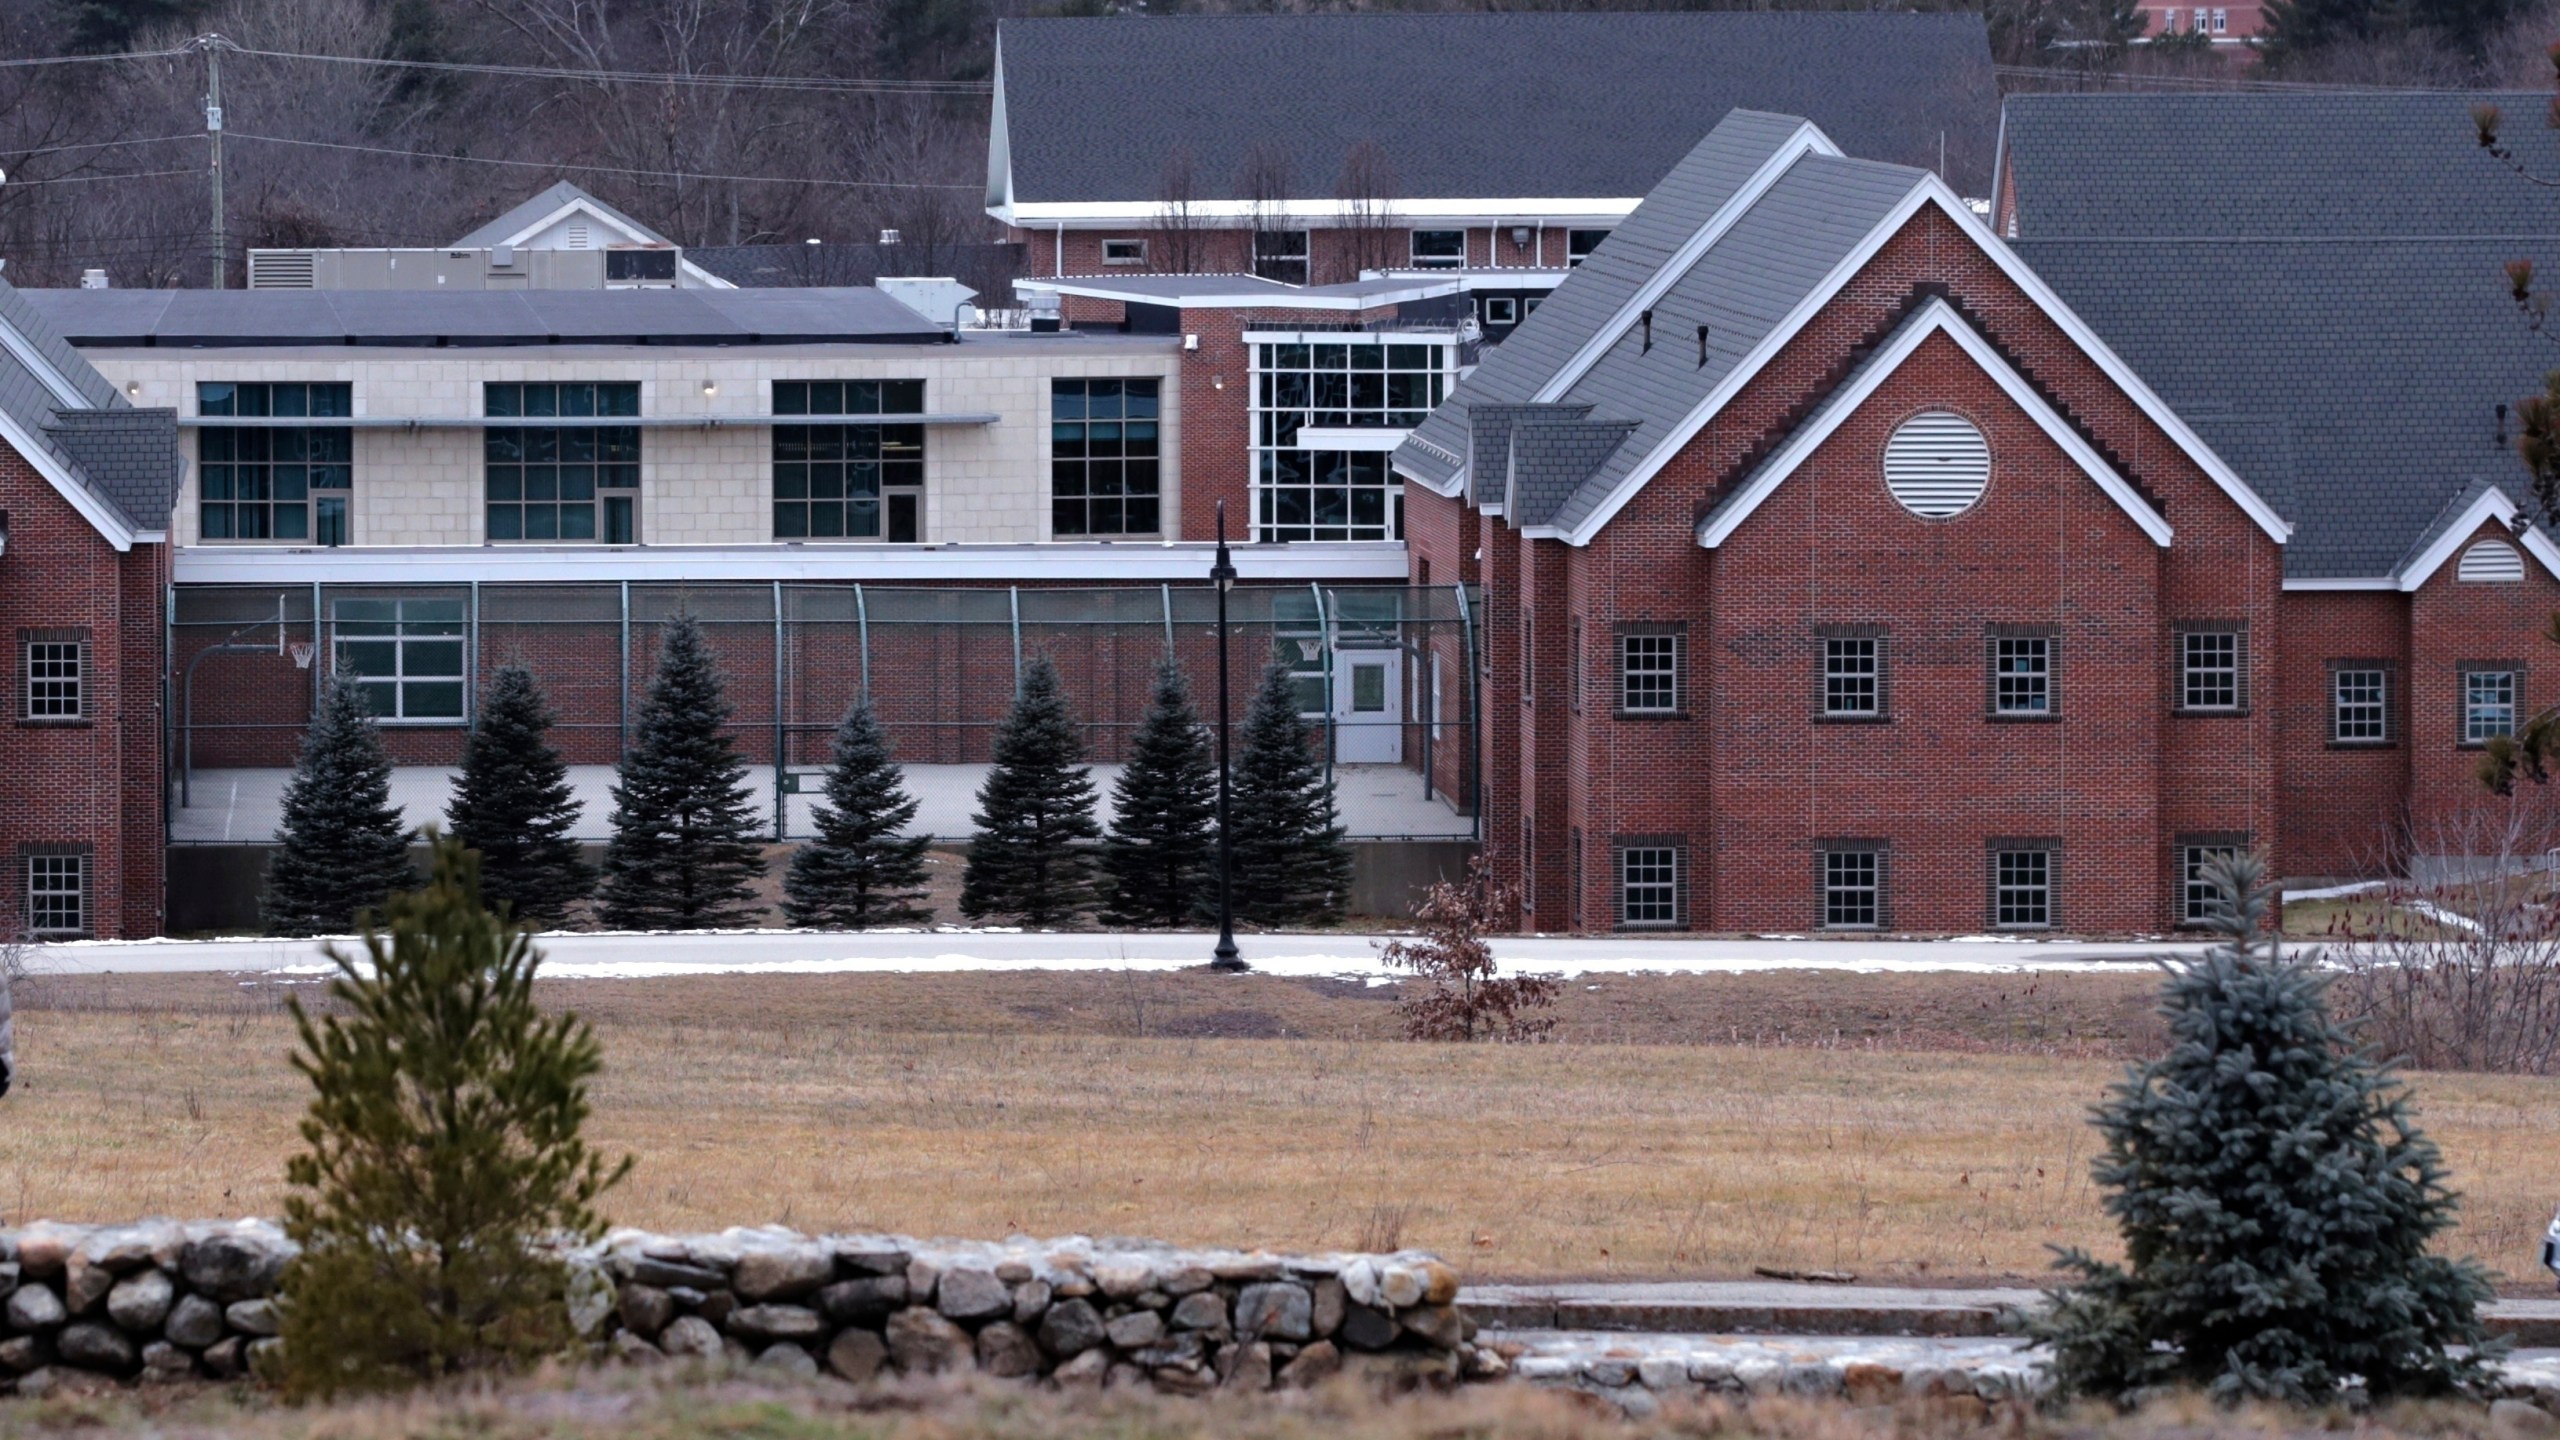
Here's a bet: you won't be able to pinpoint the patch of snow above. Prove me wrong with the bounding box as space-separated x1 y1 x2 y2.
2283 881 2383 902
2402 900 2485 933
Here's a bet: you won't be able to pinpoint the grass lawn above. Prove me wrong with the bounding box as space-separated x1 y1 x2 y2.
5 967 2556 1288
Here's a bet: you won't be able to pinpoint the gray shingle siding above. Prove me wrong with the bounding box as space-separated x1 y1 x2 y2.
998 13 1997 206
1512 419 1640 526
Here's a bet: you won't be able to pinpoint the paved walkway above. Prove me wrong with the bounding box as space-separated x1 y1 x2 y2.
21 929 2203 978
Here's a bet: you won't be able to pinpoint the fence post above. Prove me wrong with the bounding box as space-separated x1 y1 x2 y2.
617 581 631 760
1454 582 1480 843
855 583 871 704
772 580 786 842
308 581 322 715
1008 586 1023 696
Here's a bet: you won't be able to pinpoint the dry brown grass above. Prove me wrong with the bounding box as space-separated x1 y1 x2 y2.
3 969 2554 1288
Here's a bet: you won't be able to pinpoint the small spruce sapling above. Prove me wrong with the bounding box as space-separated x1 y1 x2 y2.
263 674 415 937
1100 660 1218 927
596 613 767 929
445 662 593 927
959 657 1101 925
783 699 934 927
1382 855 1558 1041
2029 850 2502 1404
1229 663 1353 926
274 834 629 1397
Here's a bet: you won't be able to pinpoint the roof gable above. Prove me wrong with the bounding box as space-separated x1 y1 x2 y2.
0 277 172 547
2393 481 2560 589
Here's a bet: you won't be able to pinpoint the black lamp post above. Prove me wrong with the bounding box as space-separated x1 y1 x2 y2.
1210 500 1247 972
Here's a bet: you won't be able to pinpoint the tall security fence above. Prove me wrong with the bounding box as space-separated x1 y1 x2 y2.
170 580 1482 841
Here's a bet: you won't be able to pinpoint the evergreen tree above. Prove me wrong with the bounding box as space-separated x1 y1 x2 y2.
2030 851 2502 1405
1100 660 1217 928
595 613 766 929
264 675 415 937
1228 663 1353 927
783 699 933 928
445 663 592 929
959 657 1101 925
275 835 629 1398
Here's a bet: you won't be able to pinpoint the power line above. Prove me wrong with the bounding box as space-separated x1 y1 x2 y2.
2 168 199 187
229 132 981 190
0 48 190 69
221 43 990 96
2 134 204 161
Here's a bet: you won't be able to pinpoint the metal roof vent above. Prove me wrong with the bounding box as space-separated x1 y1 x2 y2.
2459 537 2526 582
1882 411 1990 519
247 251 315 288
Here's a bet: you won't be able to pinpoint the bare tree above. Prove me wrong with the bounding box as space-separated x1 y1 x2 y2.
1150 144 1209 274
1331 138 1398 282
2324 805 2560 1075
1238 139 1295 281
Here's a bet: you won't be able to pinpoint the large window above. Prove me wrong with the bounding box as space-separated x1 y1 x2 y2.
1253 230 1309 285
1410 230 1466 268
24 851 86 937
20 633 82 721
773 380 925 543
1820 844 1883 929
198 382 353 544
1251 339 1450 543
485 382 640 544
2463 666 2519 745
1051 379 1161 537
334 597 466 722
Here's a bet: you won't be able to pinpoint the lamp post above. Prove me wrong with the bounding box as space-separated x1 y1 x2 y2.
1210 500 1247 972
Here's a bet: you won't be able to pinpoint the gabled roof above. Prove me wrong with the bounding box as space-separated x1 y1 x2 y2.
1997 92 2560 240
991 13 1998 215
2389 479 2560 589
451 180 671 250
1397 108 2287 550
0 277 179 545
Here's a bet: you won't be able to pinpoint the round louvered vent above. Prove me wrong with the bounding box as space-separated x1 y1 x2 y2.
1882 412 1990 519
2458 538 2526 583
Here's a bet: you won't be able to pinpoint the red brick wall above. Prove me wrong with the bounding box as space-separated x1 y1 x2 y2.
0 441 165 939
2275 589 2409 877
2406 523 2560 844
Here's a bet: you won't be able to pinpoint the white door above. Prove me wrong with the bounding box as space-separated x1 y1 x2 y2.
1334 649 1402 764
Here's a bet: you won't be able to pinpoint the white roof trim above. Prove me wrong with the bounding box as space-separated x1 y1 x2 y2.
2281 576 2398 591
1396 461 1463 498
1691 298 2170 549
170 540 1411 585
1553 178 2290 548
1535 119 1840 405
1020 277 1465 310
0 402 136 551
487 196 733 290
2395 487 2560 590
1000 198 1644 227
0 319 91 410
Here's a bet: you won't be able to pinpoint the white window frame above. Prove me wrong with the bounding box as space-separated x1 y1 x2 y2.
1620 846 1680 927
2332 666 2388 744
2463 668 2518 745
1482 296 1519 326
1821 847 1882 930
2178 628 2243 712
25 851 87 937
2210 8 2228 30
1620 632 1680 713
1992 635 2051 716
1567 229 1611 267
332 597 468 724
1993 847 2053 929
2179 843 2240 925
22 637 83 720
1822 637 1881 717
1100 238 1148 267
1252 229 1310 286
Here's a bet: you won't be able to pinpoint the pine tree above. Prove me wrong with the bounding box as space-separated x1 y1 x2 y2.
783 700 934 928
959 657 1101 925
1228 663 1353 927
2029 851 2502 1405
1100 660 1218 928
274 835 629 1398
264 676 416 937
595 613 766 929
445 663 592 929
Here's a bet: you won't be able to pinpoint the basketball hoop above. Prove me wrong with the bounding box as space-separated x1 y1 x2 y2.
289 642 314 670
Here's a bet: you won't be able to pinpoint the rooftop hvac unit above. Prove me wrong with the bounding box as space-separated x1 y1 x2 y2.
247 250 317 288
78 267 111 290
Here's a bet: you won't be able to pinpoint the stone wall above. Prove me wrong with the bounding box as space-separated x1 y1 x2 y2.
0 1221 1501 1396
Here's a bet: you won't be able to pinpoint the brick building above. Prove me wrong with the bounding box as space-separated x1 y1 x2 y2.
1393 108 2560 935
0 283 183 940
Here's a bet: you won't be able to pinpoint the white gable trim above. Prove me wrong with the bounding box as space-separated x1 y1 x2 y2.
1540 179 2290 549
2395 487 2560 590
986 40 1016 224
1689 299 2171 550
0 322 90 410
1532 119 1840 405
494 198 734 290
0 403 136 551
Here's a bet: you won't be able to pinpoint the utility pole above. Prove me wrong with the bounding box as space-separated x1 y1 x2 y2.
202 35 225 288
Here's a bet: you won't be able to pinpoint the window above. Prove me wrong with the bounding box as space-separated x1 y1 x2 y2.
1253 229 1309 285
2163 8 2182 27
1820 844 1883 929
1619 844 1681 927
1101 238 1148 267
1567 229 1610 267
2332 664 2390 744
1821 634 1882 718
334 597 466 722
2176 626 2245 711
1482 296 1518 326
1410 230 1466 269
774 380 926 542
1618 626 1683 714
484 382 640 544
24 851 86 937
2210 8 2228 29
1252 339 1449 542
604 249 678 283
1990 630 2054 717
2462 666 2519 745
2179 839 2244 925
1050 379 1161 537
21 632 82 721
197 382 353 544
1992 844 2056 929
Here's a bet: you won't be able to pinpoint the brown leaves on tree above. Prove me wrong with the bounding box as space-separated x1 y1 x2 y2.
1380 857 1559 1042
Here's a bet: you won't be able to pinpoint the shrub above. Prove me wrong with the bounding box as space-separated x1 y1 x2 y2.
1381 856 1557 1041
274 834 630 1398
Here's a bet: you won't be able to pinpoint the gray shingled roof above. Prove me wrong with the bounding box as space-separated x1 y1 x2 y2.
22 286 948 347
1399 111 1934 533
997 13 1997 206
2014 236 2551 579
1999 91 2560 239
0 276 180 534
1511 417 1639 520
450 181 671 250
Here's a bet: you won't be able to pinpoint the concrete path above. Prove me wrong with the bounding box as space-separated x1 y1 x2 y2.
1459 1280 2560 1346
20 929 2203 979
